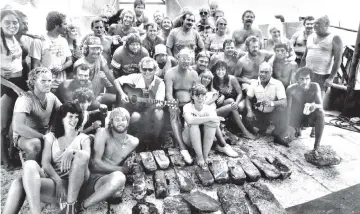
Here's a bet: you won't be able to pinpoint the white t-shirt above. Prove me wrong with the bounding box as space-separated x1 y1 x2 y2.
30 35 71 88
1 37 22 78
183 102 217 127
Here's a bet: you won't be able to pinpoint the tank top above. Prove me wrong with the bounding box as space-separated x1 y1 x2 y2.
51 133 89 178
306 33 335 75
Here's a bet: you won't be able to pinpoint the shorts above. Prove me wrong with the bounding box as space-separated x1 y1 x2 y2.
312 73 330 92
78 173 103 200
1 76 28 99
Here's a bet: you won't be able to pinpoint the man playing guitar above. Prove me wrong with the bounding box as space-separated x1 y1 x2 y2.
114 57 167 151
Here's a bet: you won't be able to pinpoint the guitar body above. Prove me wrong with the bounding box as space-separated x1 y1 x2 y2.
116 83 179 112
117 83 155 112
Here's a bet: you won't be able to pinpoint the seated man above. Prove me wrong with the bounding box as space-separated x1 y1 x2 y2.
235 36 274 91
165 48 199 164
285 67 324 151
154 44 177 79
182 84 224 167
78 107 138 212
56 63 92 103
245 62 287 134
193 51 211 76
272 43 298 89
114 57 165 151
13 67 62 162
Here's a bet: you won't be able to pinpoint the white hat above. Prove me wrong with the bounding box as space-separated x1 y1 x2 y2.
154 44 167 57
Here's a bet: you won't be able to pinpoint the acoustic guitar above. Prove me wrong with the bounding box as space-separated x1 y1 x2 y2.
118 83 178 111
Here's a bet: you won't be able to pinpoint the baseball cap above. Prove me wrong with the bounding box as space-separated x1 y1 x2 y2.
154 44 167 57
84 36 102 47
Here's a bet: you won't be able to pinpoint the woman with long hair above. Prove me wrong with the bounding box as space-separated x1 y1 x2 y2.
1 9 28 171
3 102 91 214
211 60 257 140
64 24 82 78
200 70 239 157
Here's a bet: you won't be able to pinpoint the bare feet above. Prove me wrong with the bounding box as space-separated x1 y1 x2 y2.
196 158 206 168
242 131 258 140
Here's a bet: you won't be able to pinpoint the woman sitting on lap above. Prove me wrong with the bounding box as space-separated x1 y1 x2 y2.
3 102 91 214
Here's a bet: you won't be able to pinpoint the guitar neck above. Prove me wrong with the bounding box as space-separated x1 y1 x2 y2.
136 97 163 104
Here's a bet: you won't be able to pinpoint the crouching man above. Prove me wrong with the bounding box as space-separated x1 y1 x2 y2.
285 67 325 151
182 84 224 167
245 62 287 135
78 107 139 211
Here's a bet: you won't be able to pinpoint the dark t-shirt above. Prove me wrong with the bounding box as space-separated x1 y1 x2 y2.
111 46 149 77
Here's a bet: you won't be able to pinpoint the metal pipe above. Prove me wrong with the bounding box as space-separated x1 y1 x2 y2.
330 25 358 33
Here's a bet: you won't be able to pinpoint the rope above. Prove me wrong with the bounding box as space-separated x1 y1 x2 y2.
326 114 360 133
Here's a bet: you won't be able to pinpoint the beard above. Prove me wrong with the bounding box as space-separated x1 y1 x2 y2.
112 125 128 134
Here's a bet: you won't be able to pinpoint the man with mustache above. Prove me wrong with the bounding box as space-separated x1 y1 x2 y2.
114 57 165 151
108 10 139 38
141 23 165 58
193 51 211 76
111 33 149 78
234 36 274 90
77 107 138 212
232 10 263 51
166 11 205 59
75 36 117 108
285 67 324 152
245 62 287 135
290 16 315 65
12 67 62 163
153 10 164 27
209 39 246 75
56 63 92 103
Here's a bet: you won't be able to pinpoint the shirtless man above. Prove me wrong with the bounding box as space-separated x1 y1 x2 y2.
286 67 325 152
234 36 274 90
232 10 263 51
290 16 314 64
209 39 246 75
108 10 139 39
77 107 138 212
165 48 199 164
90 17 115 65
272 43 298 88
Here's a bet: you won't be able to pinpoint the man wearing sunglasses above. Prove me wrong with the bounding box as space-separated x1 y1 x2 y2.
114 57 165 151
197 5 215 42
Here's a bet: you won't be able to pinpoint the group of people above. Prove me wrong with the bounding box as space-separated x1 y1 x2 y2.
1 0 344 213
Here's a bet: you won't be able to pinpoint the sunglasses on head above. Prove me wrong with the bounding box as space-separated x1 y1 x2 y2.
200 12 208 15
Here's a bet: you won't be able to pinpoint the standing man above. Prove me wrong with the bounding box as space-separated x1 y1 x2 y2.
133 0 149 28
153 10 165 27
301 15 343 98
232 10 263 51
166 11 205 59
141 23 165 58
290 16 315 64
234 36 274 90
286 67 325 152
30 11 72 91
165 48 199 164
272 43 298 88
111 33 149 78
12 67 62 162
78 107 138 212
90 17 115 66
245 62 287 134
114 57 165 151
108 10 138 38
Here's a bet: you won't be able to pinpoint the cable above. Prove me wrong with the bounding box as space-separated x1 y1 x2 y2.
326 114 360 133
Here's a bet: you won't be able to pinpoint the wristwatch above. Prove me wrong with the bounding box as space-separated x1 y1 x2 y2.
270 101 275 107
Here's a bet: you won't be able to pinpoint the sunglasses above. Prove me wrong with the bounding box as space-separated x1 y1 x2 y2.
142 68 154 72
200 12 208 16
218 23 227 26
